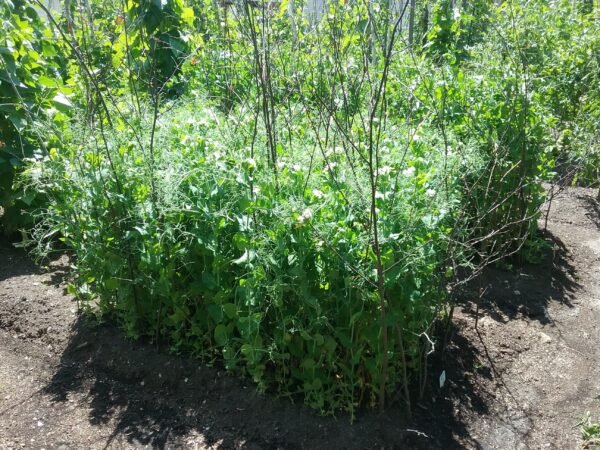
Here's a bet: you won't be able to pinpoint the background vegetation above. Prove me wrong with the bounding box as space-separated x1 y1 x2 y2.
1 0 598 415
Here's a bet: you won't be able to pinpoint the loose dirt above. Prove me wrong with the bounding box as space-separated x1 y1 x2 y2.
0 187 599 449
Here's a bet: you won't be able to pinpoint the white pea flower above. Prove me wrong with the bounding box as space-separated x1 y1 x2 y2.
277 161 286 169
403 166 416 177
292 164 302 172
378 165 393 176
453 6 460 20
298 207 313 223
426 188 436 198
312 189 324 199
325 162 337 172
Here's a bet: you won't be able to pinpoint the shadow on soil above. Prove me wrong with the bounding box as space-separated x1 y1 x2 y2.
459 230 580 327
578 194 600 230
0 242 40 282
0 240 70 287
42 314 488 449
0 230 580 449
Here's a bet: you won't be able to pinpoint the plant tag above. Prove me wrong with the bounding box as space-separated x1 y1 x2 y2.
439 370 446 389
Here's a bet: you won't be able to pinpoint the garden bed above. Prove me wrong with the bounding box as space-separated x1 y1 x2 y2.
1 187 598 449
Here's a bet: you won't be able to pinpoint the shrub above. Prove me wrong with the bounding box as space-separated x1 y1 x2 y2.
0 1 70 233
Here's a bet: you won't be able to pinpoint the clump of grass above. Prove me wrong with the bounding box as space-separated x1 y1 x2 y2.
580 396 600 448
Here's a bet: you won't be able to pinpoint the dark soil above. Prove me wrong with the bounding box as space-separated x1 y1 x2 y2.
1 187 599 449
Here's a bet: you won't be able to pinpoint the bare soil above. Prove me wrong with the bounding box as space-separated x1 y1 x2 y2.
0 186 599 449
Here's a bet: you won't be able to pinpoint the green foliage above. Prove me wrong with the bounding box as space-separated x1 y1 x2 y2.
183 0 254 110
531 1 600 186
422 0 492 64
124 0 195 94
0 0 71 233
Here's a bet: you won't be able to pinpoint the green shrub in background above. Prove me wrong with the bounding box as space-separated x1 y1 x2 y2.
123 0 195 95
419 0 598 260
0 0 71 233
490 0 599 189
421 0 493 64
537 2 600 187
0 0 199 234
